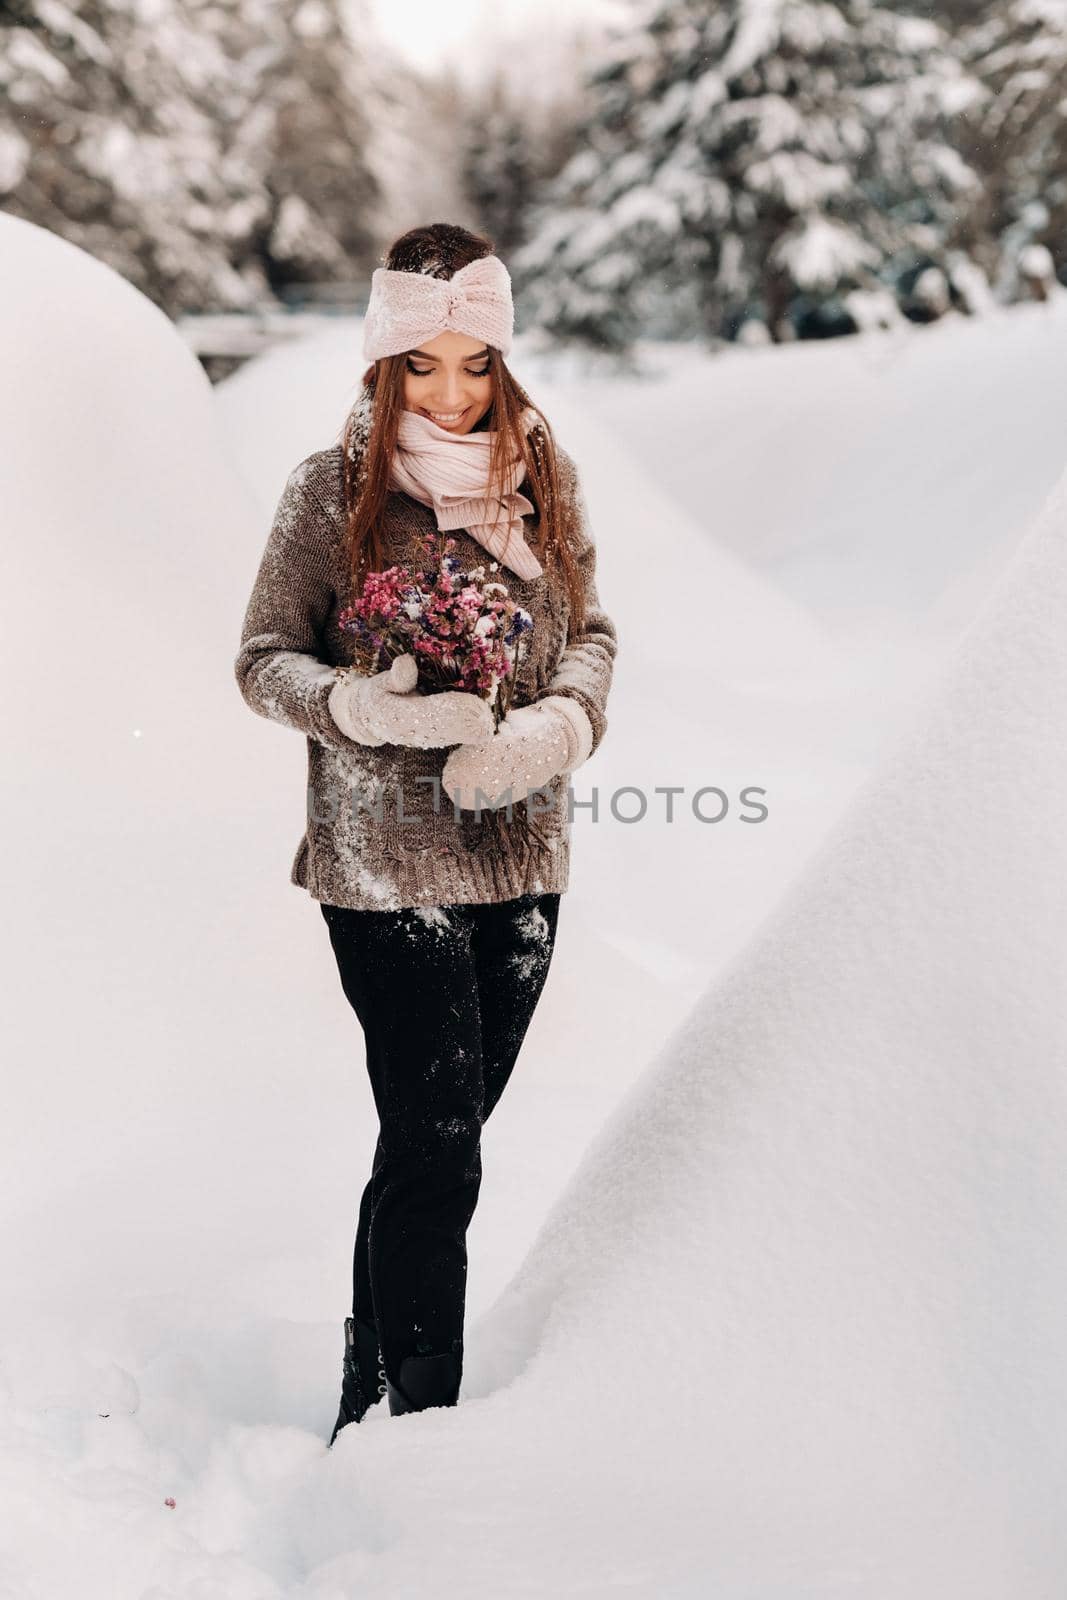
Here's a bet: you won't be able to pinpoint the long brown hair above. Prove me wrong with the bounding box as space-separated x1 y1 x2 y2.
337 222 586 642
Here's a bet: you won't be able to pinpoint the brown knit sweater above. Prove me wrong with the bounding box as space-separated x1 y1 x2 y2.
234 429 618 911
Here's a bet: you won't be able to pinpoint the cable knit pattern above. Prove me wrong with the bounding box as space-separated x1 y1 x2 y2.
234 437 618 911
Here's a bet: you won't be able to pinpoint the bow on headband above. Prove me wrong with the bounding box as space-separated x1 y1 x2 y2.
361 253 515 361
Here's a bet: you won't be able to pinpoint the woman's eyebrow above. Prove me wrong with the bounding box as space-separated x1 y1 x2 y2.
407 347 490 359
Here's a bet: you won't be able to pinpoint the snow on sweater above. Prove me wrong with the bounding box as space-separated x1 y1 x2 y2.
234 436 618 911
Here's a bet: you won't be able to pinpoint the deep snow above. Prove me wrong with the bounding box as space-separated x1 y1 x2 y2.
3 208 1066 1596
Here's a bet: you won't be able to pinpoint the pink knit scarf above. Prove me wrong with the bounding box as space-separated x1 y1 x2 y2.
389 406 544 581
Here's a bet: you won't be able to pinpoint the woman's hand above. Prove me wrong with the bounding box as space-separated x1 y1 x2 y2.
441 695 594 810
328 654 495 750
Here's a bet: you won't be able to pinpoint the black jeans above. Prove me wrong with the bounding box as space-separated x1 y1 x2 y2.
319 891 562 1384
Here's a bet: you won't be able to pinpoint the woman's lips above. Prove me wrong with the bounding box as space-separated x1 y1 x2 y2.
423 406 470 426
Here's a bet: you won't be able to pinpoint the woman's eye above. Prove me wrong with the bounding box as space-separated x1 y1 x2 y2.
405 361 491 377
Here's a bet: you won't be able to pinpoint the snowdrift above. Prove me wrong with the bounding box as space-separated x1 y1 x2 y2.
3 209 1062 1597
458 456 1067 1594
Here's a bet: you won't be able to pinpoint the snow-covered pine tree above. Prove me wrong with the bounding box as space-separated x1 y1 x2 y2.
259 0 382 295
512 0 987 351
461 70 540 258
0 0 383 316
953 0 1067 299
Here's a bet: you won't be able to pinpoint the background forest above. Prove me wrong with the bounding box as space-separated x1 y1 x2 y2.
3 0 1066 353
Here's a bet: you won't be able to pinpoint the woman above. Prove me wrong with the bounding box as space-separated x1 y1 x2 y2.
234 221 618 1432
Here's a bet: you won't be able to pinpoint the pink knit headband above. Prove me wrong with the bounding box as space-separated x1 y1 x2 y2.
361 253 514 362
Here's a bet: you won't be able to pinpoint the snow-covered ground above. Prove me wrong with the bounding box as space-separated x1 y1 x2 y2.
3 208 1066 1596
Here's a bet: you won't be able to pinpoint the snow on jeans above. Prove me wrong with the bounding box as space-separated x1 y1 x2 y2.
319 890 562 1387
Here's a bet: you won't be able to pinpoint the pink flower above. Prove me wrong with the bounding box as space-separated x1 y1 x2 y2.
336 543 535 728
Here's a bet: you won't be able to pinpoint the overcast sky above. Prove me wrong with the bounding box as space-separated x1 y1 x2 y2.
364 0 625 78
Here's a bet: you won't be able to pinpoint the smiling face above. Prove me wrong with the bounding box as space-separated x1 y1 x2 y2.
401 330 495 434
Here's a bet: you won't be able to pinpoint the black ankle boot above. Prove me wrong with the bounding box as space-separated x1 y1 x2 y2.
328 1315 386 1445
386 1349 462 1416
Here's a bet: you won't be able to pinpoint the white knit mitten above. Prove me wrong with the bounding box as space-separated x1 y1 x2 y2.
441 694 594 810
328 654 494 750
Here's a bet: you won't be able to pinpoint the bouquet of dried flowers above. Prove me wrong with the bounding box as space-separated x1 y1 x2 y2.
336 534 550 865
337 532 534 732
